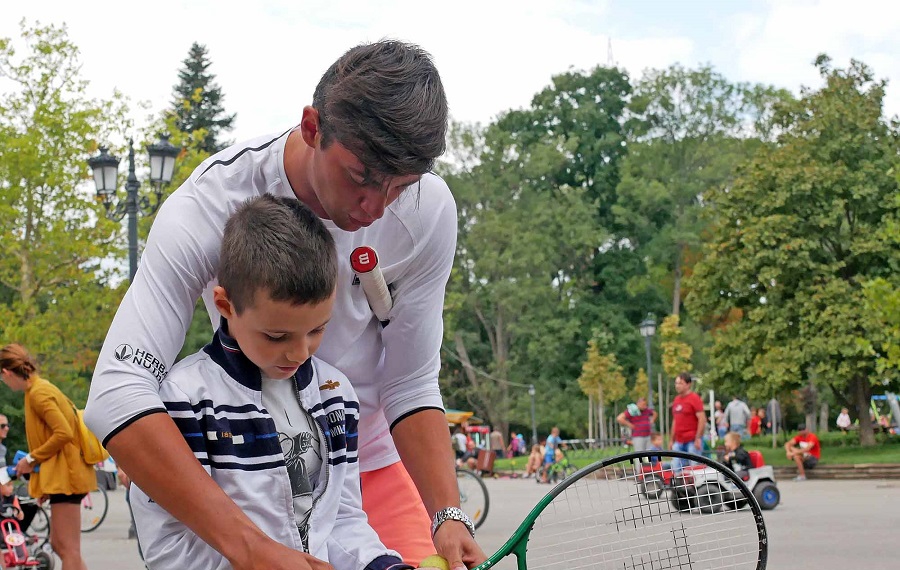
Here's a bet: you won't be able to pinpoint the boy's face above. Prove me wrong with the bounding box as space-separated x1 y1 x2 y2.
724 438 738 451
214 286 335 380
650 436 662 447
293 108 422 232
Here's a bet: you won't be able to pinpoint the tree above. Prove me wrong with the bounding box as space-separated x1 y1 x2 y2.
577 333 627 442
659 314 693 379
861 185 900 377
439 115 601 437
169 43 235 154
0 21 130 399
689 56 900 446
616 65 792 317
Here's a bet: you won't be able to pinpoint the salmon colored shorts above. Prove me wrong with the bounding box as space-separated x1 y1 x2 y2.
361 461 434 566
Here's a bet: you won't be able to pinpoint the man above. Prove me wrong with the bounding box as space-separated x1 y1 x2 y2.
784 424 821 481
489 429 505 461
85 40 484 570
669 373 706 471
723 396 752 438
616 397 657 451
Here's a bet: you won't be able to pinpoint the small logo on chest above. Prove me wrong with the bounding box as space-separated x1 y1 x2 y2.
320 380 341 391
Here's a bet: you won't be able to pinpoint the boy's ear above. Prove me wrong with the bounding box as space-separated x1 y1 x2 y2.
213 286 237 320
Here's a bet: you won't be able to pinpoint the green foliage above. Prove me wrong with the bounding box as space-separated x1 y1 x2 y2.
577 333 627 405
0 21 130 401
439 67 632 437
616 64 792 317
689 57 900 445
861 191 900 376
659 314 693 378
168 42 235 154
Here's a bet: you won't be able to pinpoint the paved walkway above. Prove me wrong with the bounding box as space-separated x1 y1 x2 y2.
76 478 898 569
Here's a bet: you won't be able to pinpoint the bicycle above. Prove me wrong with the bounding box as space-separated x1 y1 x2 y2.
80 487 108 533
455 468 489 530
541 448 578 485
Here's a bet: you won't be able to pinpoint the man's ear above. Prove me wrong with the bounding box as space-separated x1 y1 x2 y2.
213 286 237 320
300 106 321 148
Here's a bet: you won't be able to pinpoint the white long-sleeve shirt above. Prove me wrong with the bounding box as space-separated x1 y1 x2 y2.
85 128 456 472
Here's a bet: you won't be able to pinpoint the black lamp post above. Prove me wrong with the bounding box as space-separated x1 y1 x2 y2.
88 135 179 282
639 313 657 409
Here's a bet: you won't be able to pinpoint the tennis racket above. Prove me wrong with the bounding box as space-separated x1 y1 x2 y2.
474 450 767 570
350 246 392 323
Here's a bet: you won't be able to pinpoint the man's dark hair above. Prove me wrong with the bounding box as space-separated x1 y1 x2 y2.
219 195 337 313
312 40 448 182
677 372 693 384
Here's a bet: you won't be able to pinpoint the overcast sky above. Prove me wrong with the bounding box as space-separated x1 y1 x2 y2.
3 0 899 144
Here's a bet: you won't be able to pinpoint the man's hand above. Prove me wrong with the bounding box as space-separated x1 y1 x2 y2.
693 437 702 451
433 521 487 570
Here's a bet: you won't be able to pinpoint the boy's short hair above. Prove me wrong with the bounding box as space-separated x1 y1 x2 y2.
650 432 662 440
725 431 742 445
313 40 448 181
220 195 337 313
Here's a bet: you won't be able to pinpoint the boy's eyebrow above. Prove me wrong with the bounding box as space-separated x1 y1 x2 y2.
264 317 331 334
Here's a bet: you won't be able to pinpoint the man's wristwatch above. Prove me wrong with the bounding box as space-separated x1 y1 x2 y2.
431 506 475 538
24 454 35 465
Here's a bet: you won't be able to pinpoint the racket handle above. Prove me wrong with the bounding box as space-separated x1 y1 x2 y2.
350 246 393 322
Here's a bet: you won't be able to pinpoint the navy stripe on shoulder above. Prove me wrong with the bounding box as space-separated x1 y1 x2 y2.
197 129 290 179
166 399 263 416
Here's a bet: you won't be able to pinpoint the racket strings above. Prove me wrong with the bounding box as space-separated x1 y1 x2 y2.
518 459 762 569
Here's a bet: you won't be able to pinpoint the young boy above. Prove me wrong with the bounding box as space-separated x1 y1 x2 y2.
130 195 411 570
722 432 752 473
647 432 666 467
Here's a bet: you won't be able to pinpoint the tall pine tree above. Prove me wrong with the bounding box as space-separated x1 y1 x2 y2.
169 43 235 153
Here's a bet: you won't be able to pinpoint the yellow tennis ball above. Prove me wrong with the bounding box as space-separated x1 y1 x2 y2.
419 554 450 570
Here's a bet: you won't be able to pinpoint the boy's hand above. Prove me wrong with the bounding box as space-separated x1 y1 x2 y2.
433 520 487 570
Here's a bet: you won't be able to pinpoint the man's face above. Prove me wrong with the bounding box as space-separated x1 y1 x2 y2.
293 110 422 232
674 377 691 395
215 287 335 380
0 416 8 440
308 140 421 231
637 399 648 411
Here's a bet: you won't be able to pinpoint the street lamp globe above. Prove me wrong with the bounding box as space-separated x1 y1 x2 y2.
147 134 180 185
639 313 657 338
87 146 120 204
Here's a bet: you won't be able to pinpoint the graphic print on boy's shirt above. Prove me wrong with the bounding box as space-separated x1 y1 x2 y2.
262 375 325 551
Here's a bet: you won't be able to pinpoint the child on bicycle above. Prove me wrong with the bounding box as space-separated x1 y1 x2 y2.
130 196 412 570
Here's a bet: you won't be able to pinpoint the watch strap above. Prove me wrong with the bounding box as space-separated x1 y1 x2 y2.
431 506 475 538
